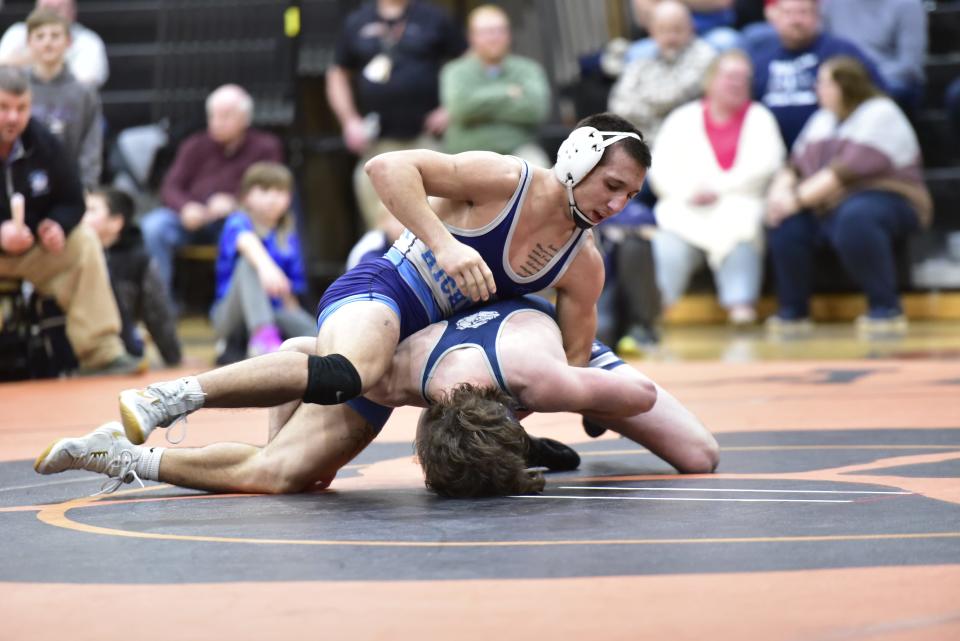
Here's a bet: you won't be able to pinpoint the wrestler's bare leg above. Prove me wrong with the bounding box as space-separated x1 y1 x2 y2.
267 337 317 441
157 325 385 493
313 301 401 391
157 401 375 493
584 366 719 474
157 302 401 411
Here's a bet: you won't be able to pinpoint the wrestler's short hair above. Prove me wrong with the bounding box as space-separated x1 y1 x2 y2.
576 112 652 170
415 383 545 498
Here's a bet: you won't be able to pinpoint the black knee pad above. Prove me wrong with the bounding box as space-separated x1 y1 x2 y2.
303 354 362 405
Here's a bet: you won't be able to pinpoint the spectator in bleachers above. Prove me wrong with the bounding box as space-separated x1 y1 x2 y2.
326 0 465 230
649 50 785 325
0 0 108 88
440 4 550 167
140 84 284 297
600 1 715 352
211 163 315 358
595 201 662 354
82 188 181 367
25 8 101 190
747 0 885 149
627 0 744 61
0 66 141 375
764 56 931 336
609 0 717 144
821 0 927 111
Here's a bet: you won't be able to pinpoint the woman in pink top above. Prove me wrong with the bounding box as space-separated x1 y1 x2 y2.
649 49 785 325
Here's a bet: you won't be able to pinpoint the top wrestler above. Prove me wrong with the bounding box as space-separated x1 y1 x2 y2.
102 112 651 445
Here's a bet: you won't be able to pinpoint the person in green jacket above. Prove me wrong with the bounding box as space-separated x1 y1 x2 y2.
441 4 551 167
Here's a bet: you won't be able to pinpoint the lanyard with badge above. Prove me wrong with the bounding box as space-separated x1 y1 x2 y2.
363 17 406 84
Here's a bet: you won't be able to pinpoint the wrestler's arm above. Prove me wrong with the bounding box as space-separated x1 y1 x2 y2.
516 360 656 418
553 239 604 367
364 150 516 301
505 317 655 418
581 364 719 474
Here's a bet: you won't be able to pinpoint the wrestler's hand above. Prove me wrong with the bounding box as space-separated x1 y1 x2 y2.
435 238 496 302
37 219 65 254
0 219 34 255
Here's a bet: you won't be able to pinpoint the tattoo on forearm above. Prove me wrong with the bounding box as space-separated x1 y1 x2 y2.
518 243 560 276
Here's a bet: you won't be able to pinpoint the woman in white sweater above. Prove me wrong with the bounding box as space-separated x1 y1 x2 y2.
648 50 785 324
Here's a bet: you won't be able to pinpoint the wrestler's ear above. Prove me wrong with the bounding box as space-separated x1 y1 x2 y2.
520 468 546 494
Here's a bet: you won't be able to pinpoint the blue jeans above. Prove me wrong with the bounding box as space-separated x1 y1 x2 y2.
140 207 225 294
767 191 919 319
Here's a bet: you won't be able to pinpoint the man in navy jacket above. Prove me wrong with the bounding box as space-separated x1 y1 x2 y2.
0 65 140 375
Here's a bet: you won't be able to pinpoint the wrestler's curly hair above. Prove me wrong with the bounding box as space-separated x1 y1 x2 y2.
415 383 545 498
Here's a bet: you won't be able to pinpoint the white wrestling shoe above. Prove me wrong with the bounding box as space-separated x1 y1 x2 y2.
34 422 143 494
119 378 205 445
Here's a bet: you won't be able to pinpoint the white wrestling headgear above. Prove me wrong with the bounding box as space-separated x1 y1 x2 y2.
554 127 642 229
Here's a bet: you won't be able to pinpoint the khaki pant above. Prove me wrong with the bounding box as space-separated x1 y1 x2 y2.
0 226 125 368
353 135 440 230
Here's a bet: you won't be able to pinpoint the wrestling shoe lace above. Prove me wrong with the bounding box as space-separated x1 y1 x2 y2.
94 449 145 496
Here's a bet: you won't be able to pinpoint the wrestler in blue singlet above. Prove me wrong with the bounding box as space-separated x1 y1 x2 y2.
316 160 590 341
346 295 624 432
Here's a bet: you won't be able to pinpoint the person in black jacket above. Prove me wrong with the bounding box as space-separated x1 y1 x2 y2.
0 65 141 375
83 188 181 366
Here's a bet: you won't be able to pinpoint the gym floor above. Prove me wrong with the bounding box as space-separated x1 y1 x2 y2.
1 321 959 640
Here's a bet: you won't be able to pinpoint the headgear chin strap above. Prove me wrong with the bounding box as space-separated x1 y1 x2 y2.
568 194 596 230
554 127 642 228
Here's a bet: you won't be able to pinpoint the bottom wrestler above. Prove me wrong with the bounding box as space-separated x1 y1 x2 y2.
35 296 718 497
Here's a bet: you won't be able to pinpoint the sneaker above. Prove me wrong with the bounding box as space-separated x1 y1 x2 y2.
33 422 143 493
616 324 660 357
119 378 205 444
728 305 757 326
247 324 283 357
856 311 908 338
765 314 814 339
527 436 580 471
78 353 147 377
